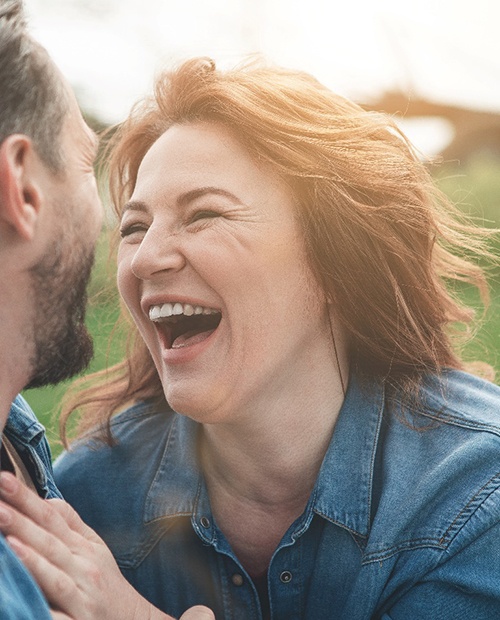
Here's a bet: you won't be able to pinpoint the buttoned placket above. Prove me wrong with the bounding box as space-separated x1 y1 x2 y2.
192 482 264 619
192 474 318 619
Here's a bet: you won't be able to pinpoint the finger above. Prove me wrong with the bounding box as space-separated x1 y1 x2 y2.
0 501 78 575
47 498 104 544
0 474 71 539
179 606 216 620
7 536 79 617
51 613 72 620
0 473 102 546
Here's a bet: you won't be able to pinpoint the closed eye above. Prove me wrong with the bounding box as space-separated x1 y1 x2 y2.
119 222 148 238
190 209 221 223
185 209 226 230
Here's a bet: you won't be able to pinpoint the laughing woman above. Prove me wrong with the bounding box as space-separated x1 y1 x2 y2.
4 58 500 619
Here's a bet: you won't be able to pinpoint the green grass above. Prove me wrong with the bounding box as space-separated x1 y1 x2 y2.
434 156 500 375
21 157 500 456
434 155 500 229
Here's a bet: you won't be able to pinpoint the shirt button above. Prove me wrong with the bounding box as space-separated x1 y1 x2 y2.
280 570 293 583
200 516 210 528
231 573 244 586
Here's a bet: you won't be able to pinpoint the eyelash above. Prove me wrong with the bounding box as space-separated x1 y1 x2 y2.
119 223 147 238
119 209 223 238
188 209 221 224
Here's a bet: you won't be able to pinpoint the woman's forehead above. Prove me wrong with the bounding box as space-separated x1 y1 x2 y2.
134 122 287 197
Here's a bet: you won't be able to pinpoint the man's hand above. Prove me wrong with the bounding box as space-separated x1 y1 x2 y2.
0 472 214 620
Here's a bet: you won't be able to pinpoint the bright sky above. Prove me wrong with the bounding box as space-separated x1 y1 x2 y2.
24 0 500 155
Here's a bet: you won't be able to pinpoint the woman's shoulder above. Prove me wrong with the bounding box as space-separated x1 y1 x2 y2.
72 398 175 445
369 370 500 561
54 400 177 492
384 369 500 489
53 401 186 544
416 368 500 431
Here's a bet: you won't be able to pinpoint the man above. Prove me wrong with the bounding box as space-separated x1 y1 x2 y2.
0 0 102 615
0 2 212 618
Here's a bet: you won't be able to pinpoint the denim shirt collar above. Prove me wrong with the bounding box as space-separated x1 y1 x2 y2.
143 374 385 540
5 396 47 447
313 374 385 538
4 395 62 499
144 411 201 523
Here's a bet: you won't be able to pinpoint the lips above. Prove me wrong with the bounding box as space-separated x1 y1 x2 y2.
149 301 222 349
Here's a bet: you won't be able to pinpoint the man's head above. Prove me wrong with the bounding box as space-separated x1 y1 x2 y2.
0 0 103 396
0 0 67 172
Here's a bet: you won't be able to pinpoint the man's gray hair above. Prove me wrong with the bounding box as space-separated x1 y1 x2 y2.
0 0 68 172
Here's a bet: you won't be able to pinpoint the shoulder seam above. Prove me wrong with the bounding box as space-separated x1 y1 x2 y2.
439 472 500 546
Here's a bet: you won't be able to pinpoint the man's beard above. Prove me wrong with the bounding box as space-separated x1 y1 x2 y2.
25 236 96 389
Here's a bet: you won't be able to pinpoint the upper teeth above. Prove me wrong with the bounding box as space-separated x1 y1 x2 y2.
149 302 219 321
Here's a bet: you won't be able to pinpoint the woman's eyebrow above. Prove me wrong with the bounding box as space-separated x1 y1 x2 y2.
122 200 148 214
177 187 238 207
122 188 239 215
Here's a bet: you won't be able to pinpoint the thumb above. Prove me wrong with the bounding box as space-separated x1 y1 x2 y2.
179 606 215 620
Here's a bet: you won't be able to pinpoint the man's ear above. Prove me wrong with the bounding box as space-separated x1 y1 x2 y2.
0 134 43 241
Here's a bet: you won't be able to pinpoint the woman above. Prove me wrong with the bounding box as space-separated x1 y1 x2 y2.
3 57 500 619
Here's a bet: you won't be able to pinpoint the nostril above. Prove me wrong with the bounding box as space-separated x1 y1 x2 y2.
129 239 186 279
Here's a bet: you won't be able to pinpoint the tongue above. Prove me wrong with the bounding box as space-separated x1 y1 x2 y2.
171 328 216 349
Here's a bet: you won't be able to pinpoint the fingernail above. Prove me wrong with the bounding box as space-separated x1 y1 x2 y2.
0 473 17 495
0 505 12 525
7 537 26 559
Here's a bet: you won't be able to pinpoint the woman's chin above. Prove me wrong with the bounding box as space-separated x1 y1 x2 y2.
163 388 226 425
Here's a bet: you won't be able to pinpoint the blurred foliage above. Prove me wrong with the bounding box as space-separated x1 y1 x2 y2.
434 154 500 376
434 155 500 231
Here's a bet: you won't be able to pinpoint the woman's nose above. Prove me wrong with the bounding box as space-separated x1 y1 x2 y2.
130 227 186 280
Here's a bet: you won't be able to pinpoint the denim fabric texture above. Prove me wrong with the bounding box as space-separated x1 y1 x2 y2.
0 395 62 619
55 371 500 619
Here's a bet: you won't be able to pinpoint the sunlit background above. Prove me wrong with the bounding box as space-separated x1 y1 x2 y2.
24 0 500 156
21 0 500 451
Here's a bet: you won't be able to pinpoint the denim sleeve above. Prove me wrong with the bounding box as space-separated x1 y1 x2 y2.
0 537 51 619
382 515 500 619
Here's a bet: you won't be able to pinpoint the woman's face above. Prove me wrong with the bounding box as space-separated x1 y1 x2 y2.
117 122 333 423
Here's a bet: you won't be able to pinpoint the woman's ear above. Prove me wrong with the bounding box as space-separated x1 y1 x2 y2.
0 134 42 241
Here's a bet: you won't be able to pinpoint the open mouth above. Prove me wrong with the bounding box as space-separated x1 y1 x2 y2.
149 302 222 349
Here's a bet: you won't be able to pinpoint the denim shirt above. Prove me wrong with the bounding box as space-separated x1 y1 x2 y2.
55 370 500 619
0 395 62 619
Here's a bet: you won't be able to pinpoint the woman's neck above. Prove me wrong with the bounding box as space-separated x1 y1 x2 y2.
200 367 347 578
201 364 347 508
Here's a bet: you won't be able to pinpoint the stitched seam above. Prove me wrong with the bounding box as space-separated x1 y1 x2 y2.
439 472 500 545
359 475 500 563
361 537 446 564
313 510 368 539
418 410 500 436
143 415 180 519
115 522 168 568
417 382 500 435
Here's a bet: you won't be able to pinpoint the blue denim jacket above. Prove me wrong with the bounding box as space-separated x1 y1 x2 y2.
0 395 62 619
55 370 500 619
